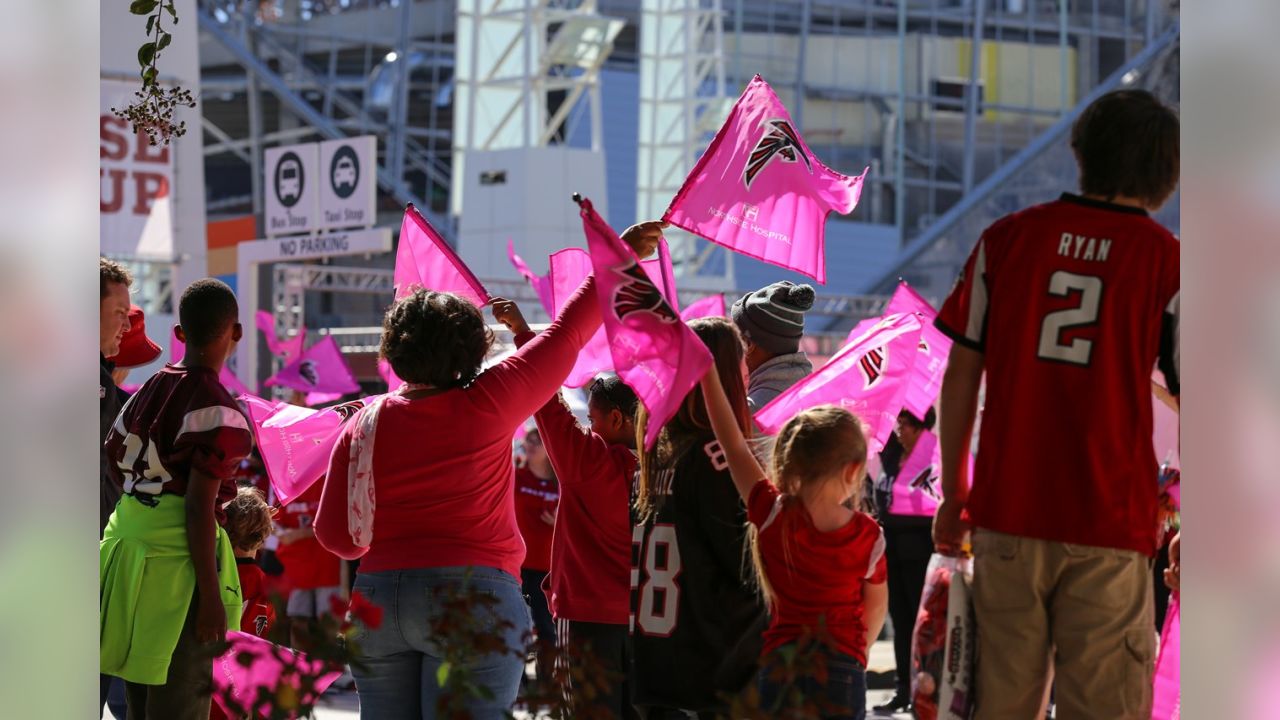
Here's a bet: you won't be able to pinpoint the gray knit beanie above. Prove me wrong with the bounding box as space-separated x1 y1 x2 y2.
730 281 816 355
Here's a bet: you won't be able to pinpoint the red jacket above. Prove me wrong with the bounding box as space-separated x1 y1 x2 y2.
518 333 635 625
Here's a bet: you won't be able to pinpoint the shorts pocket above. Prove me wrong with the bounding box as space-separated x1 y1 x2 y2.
972 533 1036 611
1123 628 1156 716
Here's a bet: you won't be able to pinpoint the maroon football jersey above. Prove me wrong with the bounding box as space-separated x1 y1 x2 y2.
104 364 253 524
936 194 1179 555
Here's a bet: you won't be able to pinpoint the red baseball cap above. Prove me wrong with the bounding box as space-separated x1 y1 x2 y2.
108 304 163 369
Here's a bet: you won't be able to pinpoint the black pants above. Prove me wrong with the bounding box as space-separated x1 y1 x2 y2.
558 619 640 719
123 592 218 720
521 568 556 683
883 520 935 698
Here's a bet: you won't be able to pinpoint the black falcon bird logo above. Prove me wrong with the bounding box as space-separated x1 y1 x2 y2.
744 119 813 189
611 262 678 324
298 359 319 386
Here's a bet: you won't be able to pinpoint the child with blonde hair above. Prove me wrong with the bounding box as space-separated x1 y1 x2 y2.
700 367 888 720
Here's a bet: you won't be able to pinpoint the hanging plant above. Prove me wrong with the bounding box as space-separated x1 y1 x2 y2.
111 0 196 147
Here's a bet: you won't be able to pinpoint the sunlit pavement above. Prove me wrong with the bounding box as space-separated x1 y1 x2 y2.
312 640 908 719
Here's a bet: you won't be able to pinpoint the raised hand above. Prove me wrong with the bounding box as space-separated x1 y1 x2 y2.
489 297 532 335
621 220 668 260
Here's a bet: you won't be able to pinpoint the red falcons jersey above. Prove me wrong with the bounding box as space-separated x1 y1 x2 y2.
936 194 1179 555
103 364 253 525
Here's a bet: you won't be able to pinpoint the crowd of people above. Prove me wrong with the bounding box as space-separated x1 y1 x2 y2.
99 88 1180 720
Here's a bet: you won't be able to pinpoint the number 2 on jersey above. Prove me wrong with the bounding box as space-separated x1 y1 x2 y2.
632 523 682 637
1037 270 1103 366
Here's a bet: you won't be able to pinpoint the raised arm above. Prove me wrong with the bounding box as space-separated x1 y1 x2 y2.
700 366 766 503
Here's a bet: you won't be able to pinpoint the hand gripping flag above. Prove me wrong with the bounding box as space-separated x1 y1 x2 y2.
213 631 343 720
663 74 868 284
263 336 361 405
578 197 712 449
394 203 490 306
549 238 680 388
254 310 306 362
680 294 727 321
756 312 922 451
507 239 555 314
243 394 378 505
883 281 953 420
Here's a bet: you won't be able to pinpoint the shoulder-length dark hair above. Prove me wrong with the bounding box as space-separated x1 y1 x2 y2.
380 289 494 389
634 317 752 520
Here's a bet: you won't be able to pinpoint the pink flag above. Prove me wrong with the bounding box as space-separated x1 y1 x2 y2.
170 332 256 398
884 281 953 421
263 336 361 403
243 394 376 504
1152 375 1180 469
663 75 868 284
680 294 727 321
1151 595 1180 720
255 310 305 362
756 313 922 451
890 430 975 518
579 197 713 449
213 631 343 720
507 239 554 314
394 203 489 306
549 241 680 388
377 358 403 392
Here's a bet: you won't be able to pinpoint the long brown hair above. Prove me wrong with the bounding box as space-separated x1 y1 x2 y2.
752 405 869 607
634 317 752 520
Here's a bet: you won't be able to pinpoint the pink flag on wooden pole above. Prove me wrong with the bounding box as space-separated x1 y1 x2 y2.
212 631 343 720
394 203 490 306
254 310 306 362
1151 595 1180 720
578 197 712 449
548 240 680 388
884 281 953 421
663 74 868 284
756 313 922 451
263 336 361 402
680 294 727 321
507 239 554 314
242 394 377 505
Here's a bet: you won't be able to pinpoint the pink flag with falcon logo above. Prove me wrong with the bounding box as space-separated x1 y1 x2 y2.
212 631 343 719
549 238 680 388
756 312 922 451
883 281 953 421
394 203 490 306
663 74 868 284
578 196 712 449
254 310 306 362
242 393 377 505
263 335 361 405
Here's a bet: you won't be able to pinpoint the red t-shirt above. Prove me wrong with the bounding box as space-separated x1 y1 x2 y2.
747 480 887 665
514 466 559 572
237 559 276 637
936 194 1180 555
314 276 602 580
103 364 252 525
275 483 342 590
530 386 636 625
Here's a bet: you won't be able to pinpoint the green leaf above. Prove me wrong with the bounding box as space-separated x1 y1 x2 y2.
156 33 172 52
145 15 155 36
164 2 178 20
435 661 451 687
137 43 156 68
129 0 159 15
143 67 158 85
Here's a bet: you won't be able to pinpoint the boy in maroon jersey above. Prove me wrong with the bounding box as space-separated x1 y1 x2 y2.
932 89 1179 719
100 279 253 720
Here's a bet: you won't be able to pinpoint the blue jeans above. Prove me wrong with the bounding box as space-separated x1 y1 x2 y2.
758 648 867 720
349 566 532 720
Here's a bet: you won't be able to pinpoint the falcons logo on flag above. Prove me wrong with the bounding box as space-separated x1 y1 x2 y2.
298 360 319 386
330 399 367 422
611 262 678 324
910 466 942 501
859 347 887 389
744 119 813 189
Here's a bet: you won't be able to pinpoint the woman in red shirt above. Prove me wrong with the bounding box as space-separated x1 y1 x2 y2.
314 222 664 719
513 426 558 685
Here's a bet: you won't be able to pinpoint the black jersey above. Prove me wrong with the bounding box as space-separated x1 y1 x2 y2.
630 432 767 711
